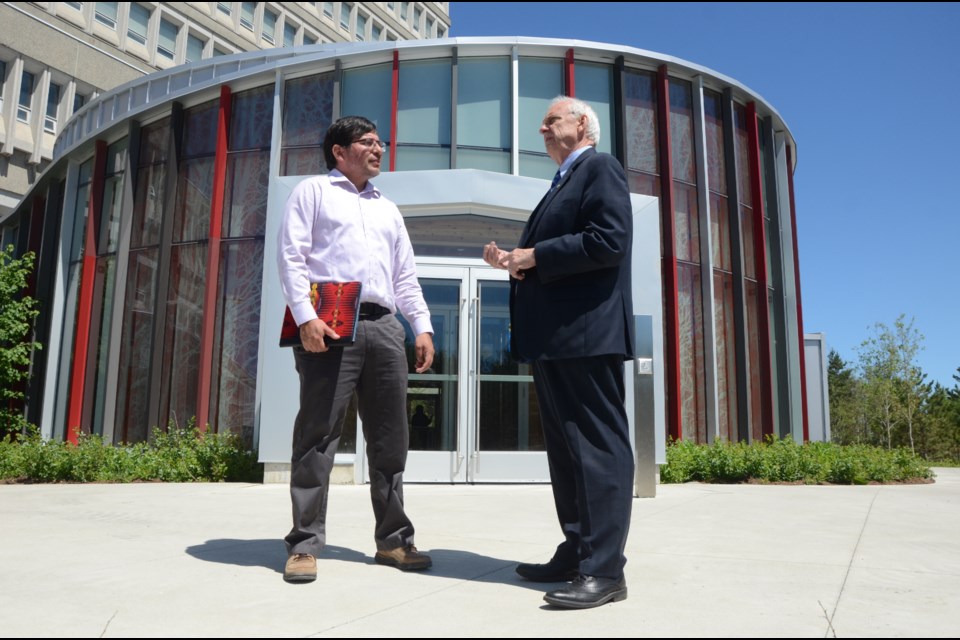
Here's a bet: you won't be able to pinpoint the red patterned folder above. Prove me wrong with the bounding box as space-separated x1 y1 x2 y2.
279 281 363 348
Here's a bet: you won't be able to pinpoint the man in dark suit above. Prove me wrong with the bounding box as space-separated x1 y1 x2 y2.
483 96 635 609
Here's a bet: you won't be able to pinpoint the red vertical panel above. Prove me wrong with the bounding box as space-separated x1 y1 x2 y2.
564 49 575 97
66 140 108 443
657 66 681 441
389 50 399 170
746 102 774 436
195 85 232 434
786 146 810 441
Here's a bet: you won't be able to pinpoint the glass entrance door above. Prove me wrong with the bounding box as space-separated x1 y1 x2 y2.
358 264 550 483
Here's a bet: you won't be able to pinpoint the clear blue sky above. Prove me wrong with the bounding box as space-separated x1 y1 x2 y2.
450 2 960 388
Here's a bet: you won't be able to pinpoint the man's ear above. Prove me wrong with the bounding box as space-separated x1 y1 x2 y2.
331 143 345 164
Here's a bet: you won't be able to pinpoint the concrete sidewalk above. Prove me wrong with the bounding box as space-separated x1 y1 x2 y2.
1 469 958 638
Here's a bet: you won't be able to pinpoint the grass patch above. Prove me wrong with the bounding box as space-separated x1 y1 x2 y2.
660 438 934 485
0 423 262 484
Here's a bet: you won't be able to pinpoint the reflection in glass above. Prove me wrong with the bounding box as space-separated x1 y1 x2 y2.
477 281 542 452
575 62 614 155
396 279 459 452
404 214 525 259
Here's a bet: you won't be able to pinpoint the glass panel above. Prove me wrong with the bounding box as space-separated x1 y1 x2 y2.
90 255 116 435
477 280 542 451
669 80 696 184
624 69 658 175
518 58 562 153
627 170 660 198
677 262 706 442
158 19 178 60
46 83 61 119
100 173 123 254
138 118 170 166
519 152 556 180
230 85 274 151
574 62 614 155
284 22 296 47
398 59 451 145
713 271 737 441
262 10 277 43
341 63 392 140
281 72 335 174
240 1 255 29
70 183 89 263
704 90 726 195
131 163 166 248
734 103 752 207
404 214 525 258
456 57 510 150
223 150 269 238
158 244 207 431
115 247 158 443
768 287 781 437
397 279 460 452
173 157 215 243
281 147 325 176
394 145 449 170
210 240 264 448
673 182 699 264
19 71 34 110
741 205 755 280
745 280 763 442
710 192 730 270
182 99 218 158
455 147 510 173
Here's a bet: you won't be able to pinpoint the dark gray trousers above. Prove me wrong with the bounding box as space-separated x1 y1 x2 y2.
285 313 415 557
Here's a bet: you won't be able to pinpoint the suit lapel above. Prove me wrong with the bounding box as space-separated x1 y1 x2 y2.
519 148 596 247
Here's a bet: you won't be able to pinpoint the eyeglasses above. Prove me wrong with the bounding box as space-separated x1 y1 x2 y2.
352 138 386 150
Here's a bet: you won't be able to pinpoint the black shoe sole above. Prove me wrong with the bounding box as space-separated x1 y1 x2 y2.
543 587 628 609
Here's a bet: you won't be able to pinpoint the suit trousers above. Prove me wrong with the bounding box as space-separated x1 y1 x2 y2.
532 355 634 579
285 313 415 557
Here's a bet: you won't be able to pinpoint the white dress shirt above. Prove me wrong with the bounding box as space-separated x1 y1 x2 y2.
277 170 433 336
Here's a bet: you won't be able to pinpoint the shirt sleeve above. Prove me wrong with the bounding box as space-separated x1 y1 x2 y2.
277 180 321 327
391 212 434 336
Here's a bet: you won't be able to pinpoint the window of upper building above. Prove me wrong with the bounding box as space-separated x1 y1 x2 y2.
340 3 351 30
303 32 317 45
94 2 118 30
426 16 434 37
356 13 367 41
413 6 422 31
322 2 333 18
262 9 277 45
17 70 34 123
283 22 296 47
371 23 382 41
186 34 205 63
127 4 151 46
45 82 61 133
65 2 84 10
240 2 255 31
216 2 232 17
0 60 6 110
400 2 409 20
437 25 446 38
157 18 178 60
73 91 86 115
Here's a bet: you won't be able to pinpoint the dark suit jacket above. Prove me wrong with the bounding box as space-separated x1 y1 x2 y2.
510 147 636 362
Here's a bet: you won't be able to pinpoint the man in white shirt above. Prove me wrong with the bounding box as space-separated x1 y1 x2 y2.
277 116 435 583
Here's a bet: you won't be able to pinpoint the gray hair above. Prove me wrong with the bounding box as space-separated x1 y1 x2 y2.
551 96 601 146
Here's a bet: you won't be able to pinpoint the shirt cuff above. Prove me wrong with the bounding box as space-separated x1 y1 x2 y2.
291 300 318 328
411 316 434 337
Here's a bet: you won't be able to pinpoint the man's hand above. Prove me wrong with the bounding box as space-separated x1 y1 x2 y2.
299 318 341 352
498 247 536 280
414 333 435 373
483 241 509 269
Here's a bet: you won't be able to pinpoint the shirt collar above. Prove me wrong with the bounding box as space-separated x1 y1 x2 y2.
329 169 381 197
557 144 593 178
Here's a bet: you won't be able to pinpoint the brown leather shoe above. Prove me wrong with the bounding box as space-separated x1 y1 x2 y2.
374 545 432 571
283 553 317 583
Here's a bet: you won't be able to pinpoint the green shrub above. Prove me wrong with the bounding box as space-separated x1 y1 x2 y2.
0 419 261 483
662 437 933 485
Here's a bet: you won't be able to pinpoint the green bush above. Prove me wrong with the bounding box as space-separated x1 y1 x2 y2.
661 437 934 485
0 420 261 483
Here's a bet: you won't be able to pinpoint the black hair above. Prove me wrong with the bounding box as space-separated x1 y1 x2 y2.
323 115 378 171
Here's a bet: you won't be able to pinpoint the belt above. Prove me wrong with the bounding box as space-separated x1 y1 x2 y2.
358 302 391 320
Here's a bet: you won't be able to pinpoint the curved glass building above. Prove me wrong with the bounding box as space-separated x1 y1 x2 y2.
3 37 809 483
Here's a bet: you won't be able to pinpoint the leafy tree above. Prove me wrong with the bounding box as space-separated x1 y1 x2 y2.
828 349 861 444
0 246 41 439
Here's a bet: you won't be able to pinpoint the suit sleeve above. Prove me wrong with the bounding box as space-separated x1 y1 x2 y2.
534 153 632 284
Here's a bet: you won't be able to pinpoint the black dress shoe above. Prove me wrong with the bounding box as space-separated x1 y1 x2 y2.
543 575 628 609
516 560 579 582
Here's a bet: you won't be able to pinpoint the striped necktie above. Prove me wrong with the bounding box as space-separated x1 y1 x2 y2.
550 170 562 191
